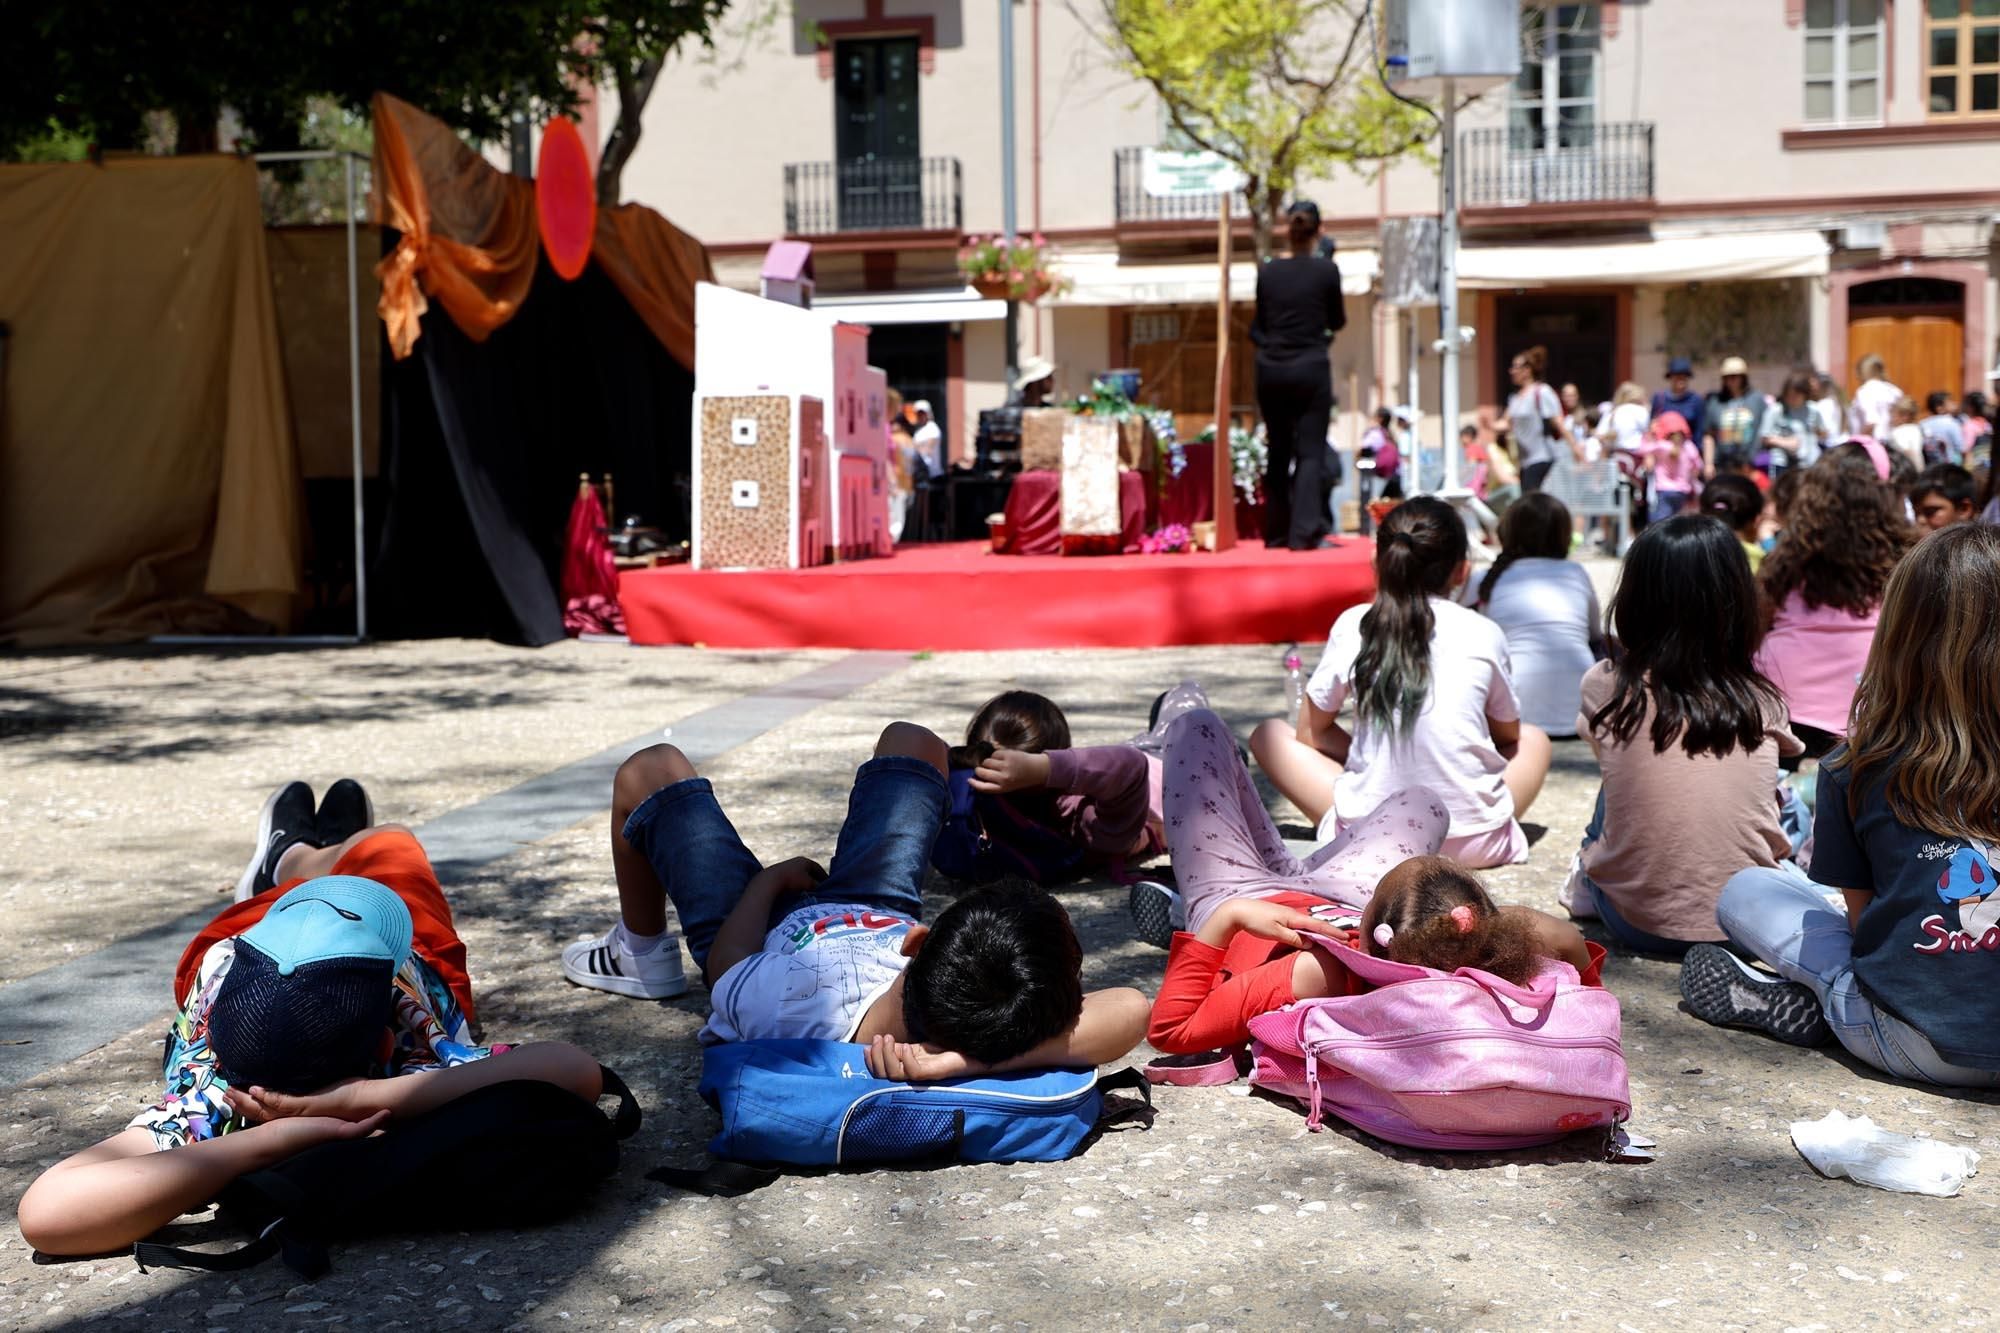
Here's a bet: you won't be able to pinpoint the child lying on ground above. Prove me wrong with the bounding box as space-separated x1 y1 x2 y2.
934 688 1184 884
20 781 603 1257
1135 707 1596 1055
562 721 1150 1082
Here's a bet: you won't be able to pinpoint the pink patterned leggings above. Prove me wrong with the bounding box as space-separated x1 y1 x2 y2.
1163 708 1450 930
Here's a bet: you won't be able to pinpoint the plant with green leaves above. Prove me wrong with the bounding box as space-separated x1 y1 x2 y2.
1091 0 1438 257
0 0 737 205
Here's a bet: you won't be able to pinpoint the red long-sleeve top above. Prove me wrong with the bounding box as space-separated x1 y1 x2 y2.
1147 893 1367 1055
1146 892 1611 1056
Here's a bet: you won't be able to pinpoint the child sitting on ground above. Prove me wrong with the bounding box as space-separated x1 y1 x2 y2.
1910 462 1976 532
1250 495 1551 868
931 688 1172 885
1698 472 1768 573
1684 524 2000 1087
1130 706 1596 1055
1564 516 1803 954
561 722 1150 1082
21 781 605 1257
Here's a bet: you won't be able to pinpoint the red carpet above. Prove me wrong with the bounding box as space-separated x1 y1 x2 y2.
620 540 1375 650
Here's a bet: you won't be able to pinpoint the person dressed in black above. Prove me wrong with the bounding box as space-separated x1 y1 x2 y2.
1250 200 1346 549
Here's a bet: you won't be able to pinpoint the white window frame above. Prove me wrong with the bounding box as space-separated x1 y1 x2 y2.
1803 0 1887 127
1512 4 1602 148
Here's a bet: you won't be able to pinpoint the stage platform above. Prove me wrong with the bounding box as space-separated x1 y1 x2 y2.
620 540 1375 650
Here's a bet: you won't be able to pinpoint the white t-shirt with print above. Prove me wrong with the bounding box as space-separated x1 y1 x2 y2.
1507 383 1563 468
701 901 914 1045
1306 596 1521 840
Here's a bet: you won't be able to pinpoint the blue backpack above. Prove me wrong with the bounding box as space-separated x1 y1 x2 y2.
660 1040 1149 1182
932 767 1090 886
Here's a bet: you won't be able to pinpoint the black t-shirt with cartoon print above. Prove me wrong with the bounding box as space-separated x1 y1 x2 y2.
1810 751 2000 1070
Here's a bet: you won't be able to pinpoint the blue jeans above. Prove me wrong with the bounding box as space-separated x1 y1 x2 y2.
621 756 947 972
1718 868 2000 1088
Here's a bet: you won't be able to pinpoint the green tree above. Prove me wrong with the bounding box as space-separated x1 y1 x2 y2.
1091 0 1438 255
0 0 732 203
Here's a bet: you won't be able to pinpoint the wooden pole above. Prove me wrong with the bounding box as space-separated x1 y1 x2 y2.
1212 201 1237 551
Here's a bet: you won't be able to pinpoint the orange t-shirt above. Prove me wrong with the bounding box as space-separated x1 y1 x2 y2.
174 829 475 1023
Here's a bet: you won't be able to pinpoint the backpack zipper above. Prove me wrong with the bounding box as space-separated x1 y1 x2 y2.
835 1071 1102 1164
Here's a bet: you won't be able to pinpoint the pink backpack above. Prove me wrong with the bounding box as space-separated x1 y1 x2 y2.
1246 937 1631 1151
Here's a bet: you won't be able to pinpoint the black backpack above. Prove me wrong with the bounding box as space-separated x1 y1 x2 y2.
130 1070 640 1279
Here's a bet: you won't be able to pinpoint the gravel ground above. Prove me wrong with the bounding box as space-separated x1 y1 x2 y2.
2 628 1996 1332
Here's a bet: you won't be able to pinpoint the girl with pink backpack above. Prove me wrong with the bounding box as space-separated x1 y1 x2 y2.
1135 706 1602 1059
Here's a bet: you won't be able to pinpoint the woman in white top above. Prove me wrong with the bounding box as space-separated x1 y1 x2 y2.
1249 496 1554 868
1598 381 1650 456
1506 344 1581 493
1846 354 1903 440
1469 493 1605 738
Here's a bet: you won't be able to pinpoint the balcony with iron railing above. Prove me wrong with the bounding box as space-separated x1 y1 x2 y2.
1112 146 1243 226
783 157 963 235
1459 122 1655 211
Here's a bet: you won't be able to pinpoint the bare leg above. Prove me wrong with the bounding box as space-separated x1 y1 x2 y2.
1499 723 1553 820
609 744 699 937
273 823 414 883
1248 717 1341 829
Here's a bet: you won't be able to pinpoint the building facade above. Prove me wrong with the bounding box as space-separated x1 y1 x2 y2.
616 0 2000 460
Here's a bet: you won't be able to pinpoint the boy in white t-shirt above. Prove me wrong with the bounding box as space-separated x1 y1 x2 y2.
562 722 1149 1081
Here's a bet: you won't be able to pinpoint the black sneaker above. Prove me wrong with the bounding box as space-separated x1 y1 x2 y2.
316 778 375 848
1129 880 1187 950
1679 944 1834 1048
234 780 318 903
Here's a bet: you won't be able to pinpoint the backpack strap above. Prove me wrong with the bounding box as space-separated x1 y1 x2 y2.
646 1160 785 1197
598 1065 642 1140
1094 1066 1155 1130
133 1220 329 1279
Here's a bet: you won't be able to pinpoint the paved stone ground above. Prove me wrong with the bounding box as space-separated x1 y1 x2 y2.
2 627 1997 1331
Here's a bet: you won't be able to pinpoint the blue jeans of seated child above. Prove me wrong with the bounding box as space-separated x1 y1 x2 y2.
1717 867 2000 1088
1571 784 1814 956
621 755 947 974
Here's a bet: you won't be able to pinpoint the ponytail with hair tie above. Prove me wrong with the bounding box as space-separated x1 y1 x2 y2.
1353 497 1469 739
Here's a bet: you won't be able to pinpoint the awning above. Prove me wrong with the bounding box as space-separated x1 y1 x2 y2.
1457 230 1830 288
1053 250 1379 307
811 287 1007 324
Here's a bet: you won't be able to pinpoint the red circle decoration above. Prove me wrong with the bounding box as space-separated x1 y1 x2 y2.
536 118 597 281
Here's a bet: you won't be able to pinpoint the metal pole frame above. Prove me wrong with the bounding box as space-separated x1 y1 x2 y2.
999 0 1020 396
162 147 372 649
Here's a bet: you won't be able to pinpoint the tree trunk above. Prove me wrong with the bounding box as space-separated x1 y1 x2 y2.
596 55 663 207
174 106 219 154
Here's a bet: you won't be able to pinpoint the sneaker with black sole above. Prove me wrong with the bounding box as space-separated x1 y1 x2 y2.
315 777 375 848
1679 943 1834 1047
1129 879 1187 950
234 780 319 903
562 923 689 1000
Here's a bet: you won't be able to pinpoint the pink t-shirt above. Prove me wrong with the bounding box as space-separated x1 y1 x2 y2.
1754 591 1879 734
1639 438 1703 494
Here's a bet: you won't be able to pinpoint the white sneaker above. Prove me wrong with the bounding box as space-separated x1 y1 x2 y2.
561 925 689 999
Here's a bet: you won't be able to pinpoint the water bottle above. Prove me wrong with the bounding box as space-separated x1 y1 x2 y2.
1283 651 1306 719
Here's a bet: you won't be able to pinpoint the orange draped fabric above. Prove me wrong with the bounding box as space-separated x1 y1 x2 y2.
371 92 711 371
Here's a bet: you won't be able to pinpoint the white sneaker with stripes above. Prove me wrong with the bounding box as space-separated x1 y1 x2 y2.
561 924 689 1000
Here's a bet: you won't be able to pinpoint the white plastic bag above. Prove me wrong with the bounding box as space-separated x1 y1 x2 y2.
1790 1110 1981 1197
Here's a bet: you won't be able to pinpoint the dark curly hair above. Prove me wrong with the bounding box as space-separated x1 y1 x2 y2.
1758 449 1913 616
1358 856 1540 985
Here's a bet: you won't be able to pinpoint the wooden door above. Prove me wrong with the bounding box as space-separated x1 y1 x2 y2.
1847 315 1965 400
1120 305 1257 428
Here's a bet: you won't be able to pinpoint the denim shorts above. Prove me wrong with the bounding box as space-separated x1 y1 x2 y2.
621 755 947 972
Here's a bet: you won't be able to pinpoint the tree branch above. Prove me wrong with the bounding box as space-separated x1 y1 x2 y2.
596 53 663 206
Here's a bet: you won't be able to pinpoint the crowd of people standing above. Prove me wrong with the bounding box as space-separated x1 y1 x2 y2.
1464 349 1996 544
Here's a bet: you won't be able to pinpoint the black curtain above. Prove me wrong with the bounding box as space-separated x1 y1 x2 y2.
373 248 693 645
